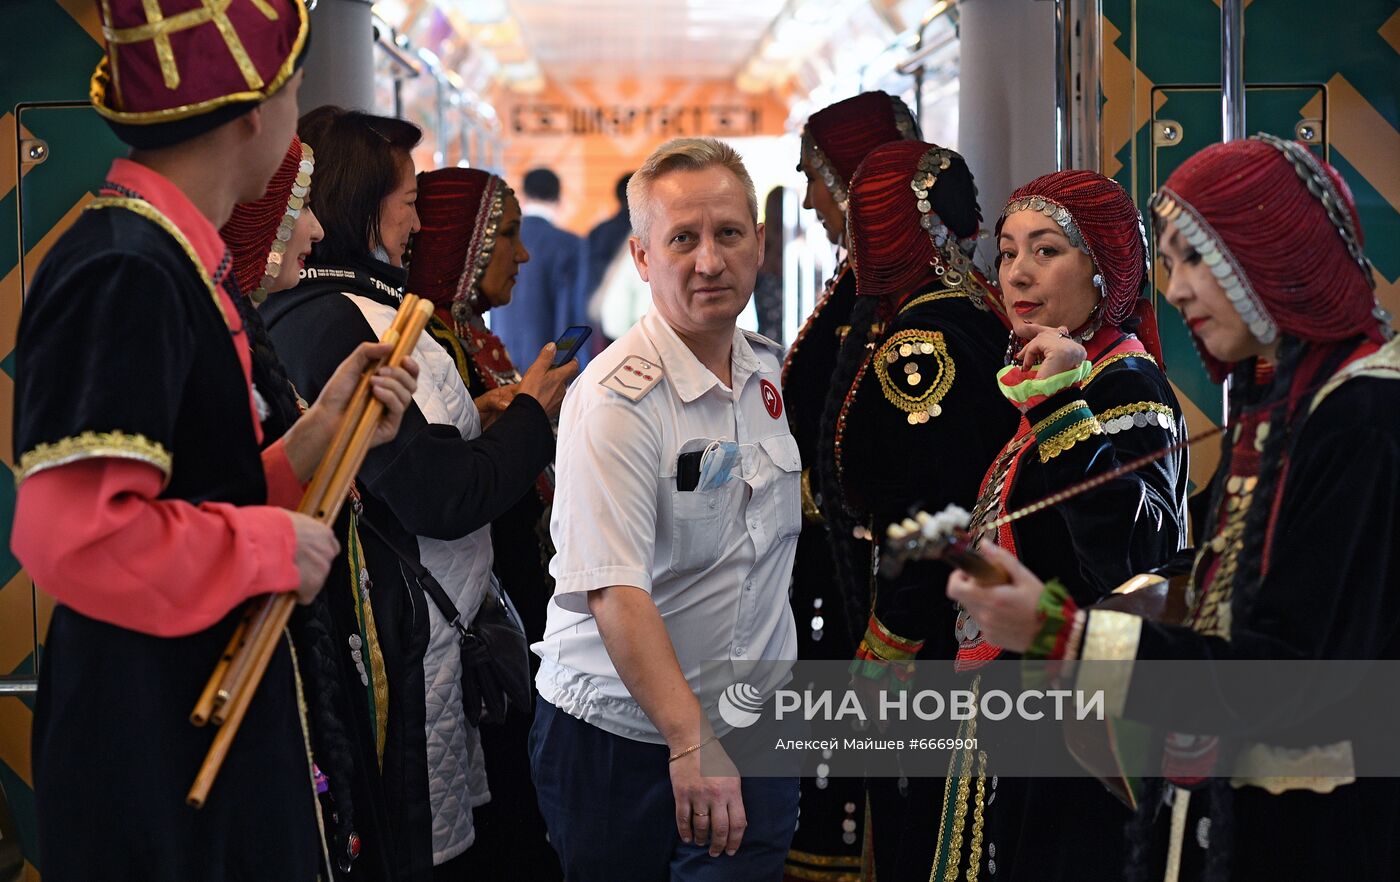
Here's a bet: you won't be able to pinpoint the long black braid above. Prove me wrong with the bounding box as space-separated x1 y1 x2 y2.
1200 337 1354 882
1232 337 1353 622
230 283 361 875
1122 351 1264 882
816 294 884 645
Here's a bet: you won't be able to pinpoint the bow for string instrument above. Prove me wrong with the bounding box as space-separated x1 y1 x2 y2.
186 294 435 809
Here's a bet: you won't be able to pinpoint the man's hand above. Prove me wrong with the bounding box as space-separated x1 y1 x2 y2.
1013 321 1087 378
586 585 749 855
670 738 747 857
288 511 340 604
517 344 578 419
283 342 421 481
945 542 1046 652
474 385 519 429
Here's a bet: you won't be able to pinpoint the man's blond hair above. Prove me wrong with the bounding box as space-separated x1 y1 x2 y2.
627 137 758 242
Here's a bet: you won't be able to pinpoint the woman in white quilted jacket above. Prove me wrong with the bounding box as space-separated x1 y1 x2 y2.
264 106 575 881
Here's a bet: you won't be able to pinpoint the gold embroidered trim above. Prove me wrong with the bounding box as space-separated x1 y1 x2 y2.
786 848 862 868
1077 610 1142 718
1038 418 1101 462
287 631 336 880
967 749 988 882
428 315 474 389
1230 740 1356 795
1029 399 1091 438
933 677 981 882
873 330 954 418
1085 350 1157 386
1031 399 1100 463
17 430 172 483
85 196 231 327
899 289 983 314
859 616 923 663
1310 335 1400 414
91 0 308 125
781 865 860 882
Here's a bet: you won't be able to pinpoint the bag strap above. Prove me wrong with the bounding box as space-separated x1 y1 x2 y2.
357 512 467 634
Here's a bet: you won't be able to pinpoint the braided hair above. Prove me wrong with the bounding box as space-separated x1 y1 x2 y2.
229 282 360 874
816 294 884 644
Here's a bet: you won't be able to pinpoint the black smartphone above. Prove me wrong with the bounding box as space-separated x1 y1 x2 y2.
551 325 593 367
676 451 703 491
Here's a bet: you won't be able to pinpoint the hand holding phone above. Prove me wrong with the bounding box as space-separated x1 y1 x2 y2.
519 339 580 418
551 325 593 368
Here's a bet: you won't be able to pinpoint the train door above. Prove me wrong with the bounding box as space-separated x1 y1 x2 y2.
1100 0 1399 492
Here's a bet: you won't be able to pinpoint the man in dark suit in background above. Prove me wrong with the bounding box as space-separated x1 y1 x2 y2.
491 167 588 367
580 172 633 351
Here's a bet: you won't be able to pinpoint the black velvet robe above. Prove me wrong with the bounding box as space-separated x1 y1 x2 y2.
16 204 322 882
1108 340 1400 881
818 284 1016 882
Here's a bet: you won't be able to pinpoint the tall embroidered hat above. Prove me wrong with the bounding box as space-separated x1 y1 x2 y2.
405 167 511 326
1151 134 1392 380
999 170 1163 364
220 136 314 303
801 91 920 210
91 0 309 148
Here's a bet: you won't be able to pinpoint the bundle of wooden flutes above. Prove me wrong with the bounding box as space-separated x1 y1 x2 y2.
186 294 434 808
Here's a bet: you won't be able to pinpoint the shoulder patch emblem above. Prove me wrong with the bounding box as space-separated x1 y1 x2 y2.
873 330 955 424
601 355 663 402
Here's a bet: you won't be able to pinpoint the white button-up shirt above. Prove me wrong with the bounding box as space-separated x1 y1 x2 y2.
534 310 800 743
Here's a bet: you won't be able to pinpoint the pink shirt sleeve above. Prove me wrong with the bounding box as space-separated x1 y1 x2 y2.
261 438 307 510
12 459 301 637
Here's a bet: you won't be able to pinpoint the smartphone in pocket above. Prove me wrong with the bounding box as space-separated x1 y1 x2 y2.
551 325 593 367
676 450 703 491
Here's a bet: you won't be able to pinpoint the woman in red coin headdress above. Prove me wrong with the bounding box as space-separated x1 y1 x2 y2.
814 138 1015 882
405 166 562 880
931 170 1189 882
784 90 920 882
950 135 1400 881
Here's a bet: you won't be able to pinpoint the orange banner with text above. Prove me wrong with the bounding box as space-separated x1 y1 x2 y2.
490 78 789 236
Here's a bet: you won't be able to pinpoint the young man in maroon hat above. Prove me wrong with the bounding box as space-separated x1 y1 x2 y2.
9 2 418 878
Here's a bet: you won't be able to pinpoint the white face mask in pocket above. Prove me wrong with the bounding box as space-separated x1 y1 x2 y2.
695 439 758 491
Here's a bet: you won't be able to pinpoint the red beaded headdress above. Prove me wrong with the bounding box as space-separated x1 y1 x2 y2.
846 140 994 311
1152 134 1391 381
221 136 313 303
801 91 920 209
999 170 1163 364
406 168 510 326
91 0 309 147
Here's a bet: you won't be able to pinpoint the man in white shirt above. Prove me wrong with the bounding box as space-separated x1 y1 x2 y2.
531 138 801 881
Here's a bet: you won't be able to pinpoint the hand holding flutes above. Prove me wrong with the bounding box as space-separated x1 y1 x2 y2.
187 295 434 808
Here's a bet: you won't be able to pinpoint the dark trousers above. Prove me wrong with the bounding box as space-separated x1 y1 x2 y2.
529 697 799 882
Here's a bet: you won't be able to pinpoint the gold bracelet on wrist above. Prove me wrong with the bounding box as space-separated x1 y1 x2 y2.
669 735 717 764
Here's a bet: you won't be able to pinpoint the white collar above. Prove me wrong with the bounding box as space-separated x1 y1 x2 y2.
639 311 764 403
